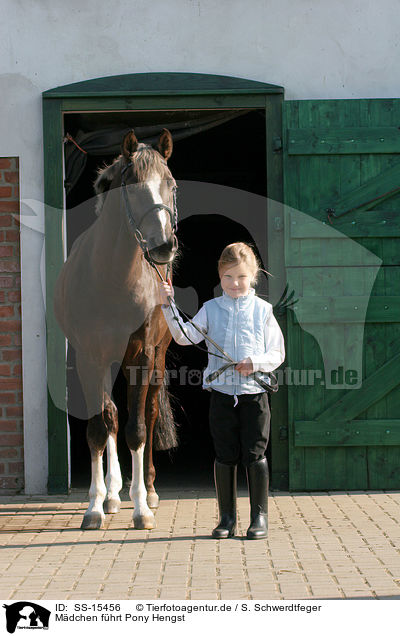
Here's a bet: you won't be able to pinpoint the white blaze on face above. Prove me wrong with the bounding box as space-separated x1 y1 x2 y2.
146 175 169 240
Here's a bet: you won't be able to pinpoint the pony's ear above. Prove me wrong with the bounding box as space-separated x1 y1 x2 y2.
122 129 139 161
157 128 173 160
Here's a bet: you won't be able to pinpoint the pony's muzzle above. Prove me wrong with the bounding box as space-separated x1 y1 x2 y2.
147 235 178 265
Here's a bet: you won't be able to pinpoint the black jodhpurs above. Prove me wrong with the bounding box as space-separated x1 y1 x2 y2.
209 389 270 467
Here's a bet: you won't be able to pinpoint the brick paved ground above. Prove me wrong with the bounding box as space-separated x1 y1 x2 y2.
1 488 400 600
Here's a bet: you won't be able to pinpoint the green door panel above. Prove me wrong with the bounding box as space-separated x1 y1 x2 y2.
283 99 400 490
287 127 400 155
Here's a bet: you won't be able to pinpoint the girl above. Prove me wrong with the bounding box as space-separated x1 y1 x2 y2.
159 242 285 539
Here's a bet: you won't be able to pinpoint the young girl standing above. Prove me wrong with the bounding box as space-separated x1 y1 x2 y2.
159 242 285 539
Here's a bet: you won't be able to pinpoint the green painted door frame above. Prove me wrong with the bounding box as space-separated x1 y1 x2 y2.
42 72 287 493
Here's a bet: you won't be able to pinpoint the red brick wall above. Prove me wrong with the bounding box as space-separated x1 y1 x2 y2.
0 158 23 493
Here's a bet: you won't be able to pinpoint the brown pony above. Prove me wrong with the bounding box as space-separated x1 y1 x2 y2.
54 129 178 529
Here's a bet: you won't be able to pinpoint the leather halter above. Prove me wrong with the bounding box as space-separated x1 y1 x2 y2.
120 161 178 266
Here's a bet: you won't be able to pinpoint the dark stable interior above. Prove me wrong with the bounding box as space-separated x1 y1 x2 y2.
64 109 268 489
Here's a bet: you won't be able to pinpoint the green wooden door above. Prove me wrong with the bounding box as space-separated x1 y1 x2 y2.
283 99 400 490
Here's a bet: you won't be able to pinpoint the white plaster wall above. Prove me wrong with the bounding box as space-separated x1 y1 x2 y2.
0 0 399 492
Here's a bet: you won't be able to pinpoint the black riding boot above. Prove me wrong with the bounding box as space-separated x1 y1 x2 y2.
246 457 269 539
212 461 237 539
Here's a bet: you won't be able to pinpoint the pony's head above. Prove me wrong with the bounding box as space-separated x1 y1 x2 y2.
94 128 178 265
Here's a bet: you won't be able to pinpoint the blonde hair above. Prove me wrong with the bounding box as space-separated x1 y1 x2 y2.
218 242 271 287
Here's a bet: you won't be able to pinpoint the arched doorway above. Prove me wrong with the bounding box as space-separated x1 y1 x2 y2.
43 73 288 492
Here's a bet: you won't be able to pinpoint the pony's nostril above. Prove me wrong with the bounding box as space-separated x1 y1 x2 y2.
148 239 177 265
166 235 178 252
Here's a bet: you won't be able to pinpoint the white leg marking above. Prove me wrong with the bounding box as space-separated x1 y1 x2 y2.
82 454 107 528
105 436 123 506
130 444 155 529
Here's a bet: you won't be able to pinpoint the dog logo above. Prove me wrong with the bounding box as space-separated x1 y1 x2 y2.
3 602 50 633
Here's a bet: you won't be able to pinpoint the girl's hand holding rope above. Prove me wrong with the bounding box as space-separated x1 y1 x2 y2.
159 277 174 305
235 357 254 376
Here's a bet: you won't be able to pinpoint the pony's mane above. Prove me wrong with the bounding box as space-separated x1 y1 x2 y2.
93 143 170 216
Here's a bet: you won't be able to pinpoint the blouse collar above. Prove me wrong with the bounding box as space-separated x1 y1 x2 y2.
217 287 256 309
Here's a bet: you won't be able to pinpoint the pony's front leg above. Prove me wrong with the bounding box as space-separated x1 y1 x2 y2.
104 435 123 514
81 414 108 530
104 396 123 514
76 356 109 530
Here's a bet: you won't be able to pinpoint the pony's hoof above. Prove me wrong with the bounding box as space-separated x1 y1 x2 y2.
81 512 105 530
147 492 159 509
132 513 156 530
104 498 121 514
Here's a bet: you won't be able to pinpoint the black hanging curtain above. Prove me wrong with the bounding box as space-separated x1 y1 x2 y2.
64 110 251 194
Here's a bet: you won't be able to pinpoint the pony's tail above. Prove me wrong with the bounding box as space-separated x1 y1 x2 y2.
153 370 178 450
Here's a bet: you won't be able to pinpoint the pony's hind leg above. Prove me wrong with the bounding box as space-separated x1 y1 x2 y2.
127 404 156 529
104 395 123 514
130 444 155 529
124 345 156 530
144 338 173 510
144 381 160 511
